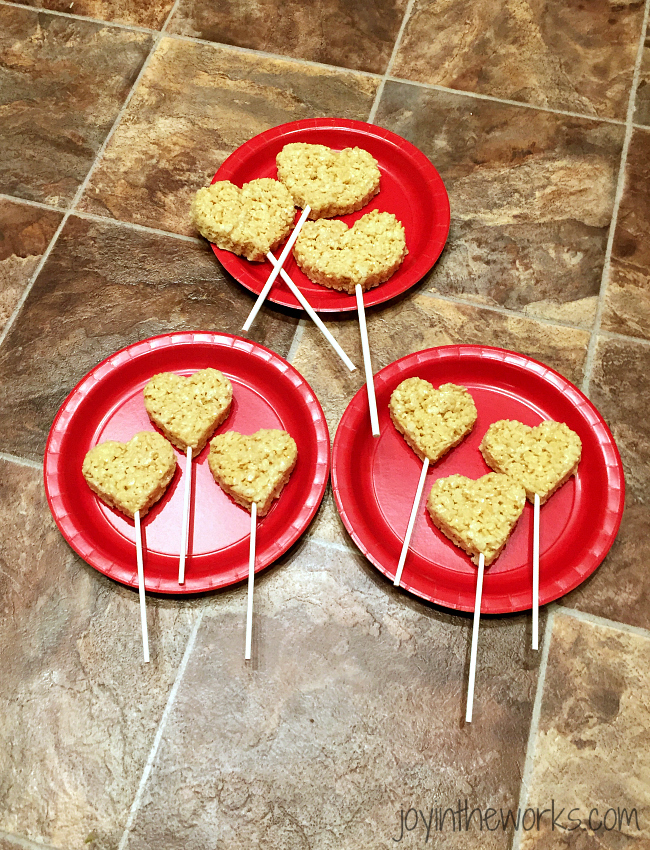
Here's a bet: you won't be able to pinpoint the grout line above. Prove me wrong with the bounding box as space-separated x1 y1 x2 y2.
0 192 68 214
581 0 650 396
554 604 650 642
285 318 307 363
71 209 203 244
310 536 358 556
0 452 42 470
511 606 555 850
0 832 62 850
367 0 416 123
117 609 204 850
598 327 650 347
0 0 158 33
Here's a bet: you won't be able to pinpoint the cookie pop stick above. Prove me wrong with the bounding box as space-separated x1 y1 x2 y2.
266 252 356 372
245 501 257 661
532 493 540 650
466 552 484 723
242 206 311 332
134 509 150 663
394 457 430 587
178 446 192 585
355 284 379 437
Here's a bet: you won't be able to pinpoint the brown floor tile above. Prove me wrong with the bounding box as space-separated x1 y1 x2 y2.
290 294 590 437
0 6 153 207
0 459 199 849
635 35 650 126
392 0 644 120
0 199 62 331
126 540 542 849
0 215 298 462
19 0 174 29
602 128 650 340
166 0 406 74
519 612 650 847
560 336 650 630
374 82 624 327
77 38 379 234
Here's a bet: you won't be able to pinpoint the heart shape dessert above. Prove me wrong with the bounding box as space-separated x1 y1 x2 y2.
389 377 478 463
276 142 380 219
191 178 295 262
82 431 176 519
208 429 298 517
427 473 526 566
480 419 582 503
144 368 233 458
293 210 407 294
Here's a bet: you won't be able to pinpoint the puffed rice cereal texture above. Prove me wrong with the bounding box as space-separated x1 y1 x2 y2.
144 368 233 458
427 473 527 566
480 419 582 504
82 431 176 519
293 209 407 294
208 429 298 517
191 178 295 262
276 142 380 219
389 378 478 463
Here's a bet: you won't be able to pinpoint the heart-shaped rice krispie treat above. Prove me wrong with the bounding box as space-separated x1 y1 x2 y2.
82 431 177 519
427 473 526 566
276 142 380 219
191 178 296 262
389 378 478 463
208 429 298 517
293 209 407 294
480 419 582 504
144 368 233 459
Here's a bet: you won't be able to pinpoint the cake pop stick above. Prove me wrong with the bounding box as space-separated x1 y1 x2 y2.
356 284 379 437
245 501 257 661
178 446 192 585
394 457 429 587
242 206 311 332
134 509 150 662
465 552 484 723
532 493 540 650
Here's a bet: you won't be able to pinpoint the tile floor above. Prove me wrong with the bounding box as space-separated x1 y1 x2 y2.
1 1 649 848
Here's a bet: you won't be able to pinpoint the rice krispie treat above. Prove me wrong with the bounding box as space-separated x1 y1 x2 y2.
208 429 298 517
293 209 407 294
191 178 295 262
82 431 176 519
276 142 380 219
427 473 526 566
144 368 233 459
480 420 582 504
389 378 478 463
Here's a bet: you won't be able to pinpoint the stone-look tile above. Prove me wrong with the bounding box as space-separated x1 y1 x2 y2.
291 295 590 437
19 0 174 29
166 0 406 74
392 0 644 120
634 34 650 126
78 39 379 234
0 199 62 331
0 459 199 850
374 82 624 327
0 6 153 207
519 612 650 847
601 128 650 340
0 216 298 462
127 540 542 849
561 337 650 630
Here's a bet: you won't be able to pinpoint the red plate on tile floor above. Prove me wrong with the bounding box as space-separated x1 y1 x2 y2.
44 332 329 595
210 118 450 312
331 345 625 614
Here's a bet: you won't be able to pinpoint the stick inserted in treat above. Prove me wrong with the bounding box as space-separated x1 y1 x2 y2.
134 509 150 663
265 252 356 372
532 493 540 650
242 206 311 332
466 552 484 723
394 457 430 587
356 284 379 436
178 446 192 585
245 501 257 661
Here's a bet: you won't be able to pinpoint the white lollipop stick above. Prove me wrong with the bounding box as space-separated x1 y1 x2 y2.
134 509 150 663
465 552 485 723
242 206 311 332
178 446 192 585
245 501 257 661
266 252 356 372
394 457 430 587
355 283 379 437
532 493 540 650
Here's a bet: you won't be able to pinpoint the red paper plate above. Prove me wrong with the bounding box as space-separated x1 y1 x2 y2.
44 332 330 594
331 346 624 614
211 118 450 312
